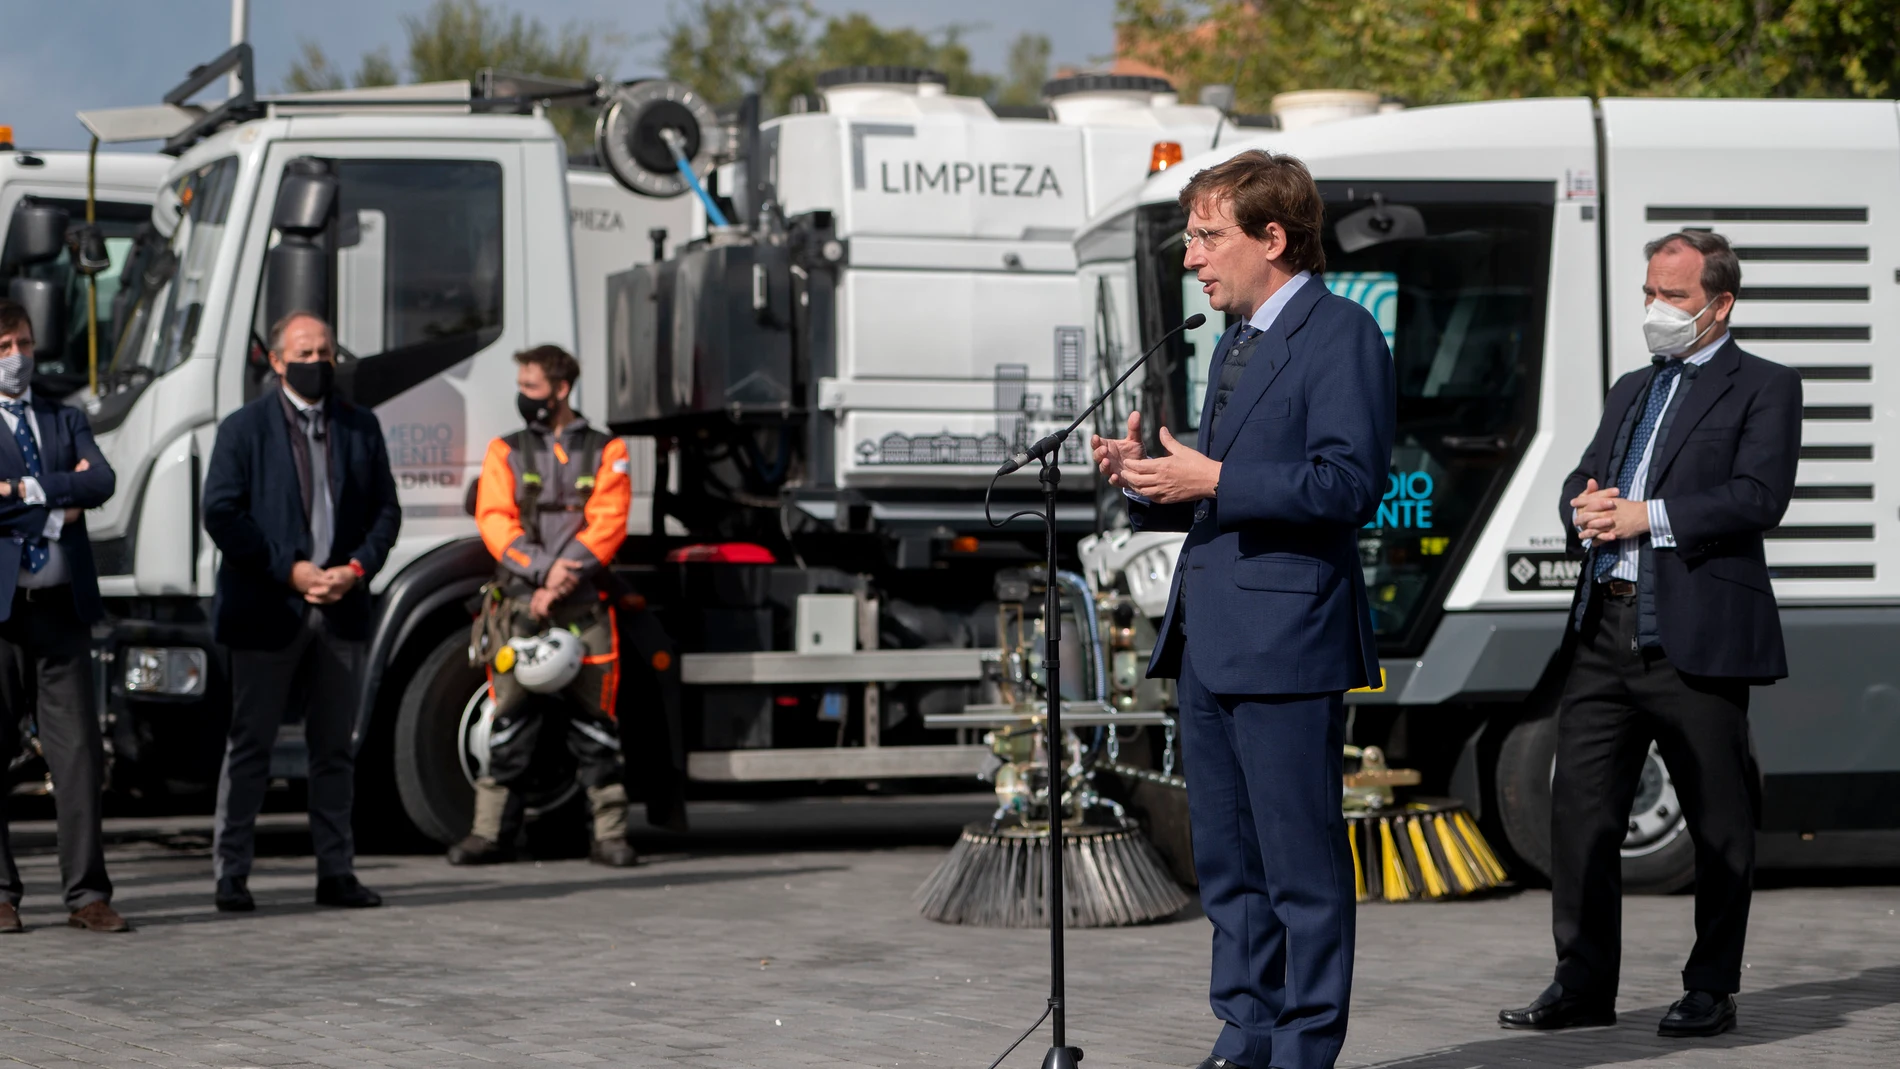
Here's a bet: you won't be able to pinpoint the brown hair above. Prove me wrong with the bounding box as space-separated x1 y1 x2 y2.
0 298 31 342
514 344 580 388
1643 230 1742 299
1178 149 1327 274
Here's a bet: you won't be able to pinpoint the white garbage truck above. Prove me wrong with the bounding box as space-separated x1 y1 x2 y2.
1073 94 1900 890
10 46 1231 843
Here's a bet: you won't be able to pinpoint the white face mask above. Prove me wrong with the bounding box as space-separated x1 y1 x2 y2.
1642 297 1716 357
0 354 32 396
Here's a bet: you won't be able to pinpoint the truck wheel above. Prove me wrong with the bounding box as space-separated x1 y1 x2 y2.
1495 713 1696 895
394 632 581 845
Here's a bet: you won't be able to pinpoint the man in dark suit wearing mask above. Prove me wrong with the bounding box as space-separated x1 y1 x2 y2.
0 298 124 935
203 311 400 913
1499 231 1801 1038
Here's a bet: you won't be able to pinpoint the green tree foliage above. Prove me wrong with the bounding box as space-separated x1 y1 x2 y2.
280 0 615 152
998 33 1054 106
1116 0 1900 112
661 0 1052 114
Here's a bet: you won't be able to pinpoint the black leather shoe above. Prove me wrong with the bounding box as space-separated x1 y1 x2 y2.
214 876 255 913
315 874 382 909
590 838 639 868
1499 981 1616 1030
1193 1057 1245 1069
446 835 513 866
1658 990 1736 1037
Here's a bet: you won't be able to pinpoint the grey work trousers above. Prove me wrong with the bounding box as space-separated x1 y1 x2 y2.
213 607 364 880
0 586 112 910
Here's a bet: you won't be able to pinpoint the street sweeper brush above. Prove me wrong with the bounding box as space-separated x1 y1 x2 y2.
915 820 1190 927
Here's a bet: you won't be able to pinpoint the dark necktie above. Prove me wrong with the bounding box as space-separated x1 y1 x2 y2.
301 408 334 567
1593 360 1683 580
2 400 47 573
1208 325 1263 439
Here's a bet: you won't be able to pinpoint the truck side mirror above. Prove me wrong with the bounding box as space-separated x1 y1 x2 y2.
2 204 71 270
6 278 64 361
264 160 338 328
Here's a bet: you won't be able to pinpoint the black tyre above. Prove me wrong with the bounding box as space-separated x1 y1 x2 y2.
1496 712 1695 894
394 631 581 845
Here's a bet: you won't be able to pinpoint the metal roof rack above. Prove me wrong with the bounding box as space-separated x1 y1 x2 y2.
74 44 613 155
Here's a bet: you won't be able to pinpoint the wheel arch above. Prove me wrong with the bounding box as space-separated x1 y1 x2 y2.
354 538 494 745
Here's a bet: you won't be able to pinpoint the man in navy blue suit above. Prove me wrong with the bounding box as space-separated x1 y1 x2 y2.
1093 151 1394 1069
0 299 126 934
203 311 400 914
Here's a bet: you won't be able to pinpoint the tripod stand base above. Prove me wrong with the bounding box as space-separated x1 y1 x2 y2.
1041 1045 1083 1068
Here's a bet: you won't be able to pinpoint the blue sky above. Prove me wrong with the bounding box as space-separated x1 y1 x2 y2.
4 1 1121 151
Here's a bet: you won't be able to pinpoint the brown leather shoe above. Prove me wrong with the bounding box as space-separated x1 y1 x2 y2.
67 901 130 932
0 902 21 933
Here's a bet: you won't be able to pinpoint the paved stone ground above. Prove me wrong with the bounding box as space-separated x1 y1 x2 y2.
1 794 1896 1068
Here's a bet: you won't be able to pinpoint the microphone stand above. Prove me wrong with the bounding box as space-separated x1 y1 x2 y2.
984 313 1203 1069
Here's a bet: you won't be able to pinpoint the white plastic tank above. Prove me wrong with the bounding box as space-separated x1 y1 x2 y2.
1270 89 1384 130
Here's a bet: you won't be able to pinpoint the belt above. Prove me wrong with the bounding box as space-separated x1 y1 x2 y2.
1597 578 1637 598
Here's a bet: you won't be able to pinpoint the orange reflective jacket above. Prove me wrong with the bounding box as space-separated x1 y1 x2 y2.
476 417 630 590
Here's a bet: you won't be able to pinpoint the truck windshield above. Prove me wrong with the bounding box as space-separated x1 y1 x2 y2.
1135 181 1554 653
109 156 239 383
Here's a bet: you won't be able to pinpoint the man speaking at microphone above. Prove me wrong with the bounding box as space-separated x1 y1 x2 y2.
1092 150 1393 1069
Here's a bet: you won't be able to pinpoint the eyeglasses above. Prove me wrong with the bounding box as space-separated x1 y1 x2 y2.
1182 225 1242 249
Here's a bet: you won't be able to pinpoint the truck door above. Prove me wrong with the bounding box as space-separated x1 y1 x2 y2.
1600 99 1900 831
232 138 539 581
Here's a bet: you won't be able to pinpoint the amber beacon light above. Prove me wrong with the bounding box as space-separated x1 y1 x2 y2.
1148 140 1183 174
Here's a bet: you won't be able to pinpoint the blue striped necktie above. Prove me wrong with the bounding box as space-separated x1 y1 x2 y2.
2 399 48 573
1593 361 1682 580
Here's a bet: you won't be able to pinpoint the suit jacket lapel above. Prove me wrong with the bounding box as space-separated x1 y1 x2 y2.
261 394 309 524
1648 340 1741 489
0 407 27 474
1195 323 1239 444
1209 279 1326 461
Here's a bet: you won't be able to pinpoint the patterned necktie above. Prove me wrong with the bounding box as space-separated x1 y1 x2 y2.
1208 325 1264 436
2 399 47 573
1593 360 1683 580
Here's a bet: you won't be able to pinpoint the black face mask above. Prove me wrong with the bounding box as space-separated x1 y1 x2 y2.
517 392 554 426
282 360 335 403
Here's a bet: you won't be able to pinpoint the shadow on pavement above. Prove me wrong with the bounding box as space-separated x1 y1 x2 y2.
98 863 850 929
1367 965 1900 1068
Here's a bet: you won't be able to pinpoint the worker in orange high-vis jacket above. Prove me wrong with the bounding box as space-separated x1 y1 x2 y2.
450 344 637 868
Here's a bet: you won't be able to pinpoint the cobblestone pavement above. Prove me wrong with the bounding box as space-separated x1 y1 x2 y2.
1 795 1896 1068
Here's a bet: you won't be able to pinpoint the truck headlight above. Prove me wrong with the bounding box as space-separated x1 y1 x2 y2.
123 646 207 697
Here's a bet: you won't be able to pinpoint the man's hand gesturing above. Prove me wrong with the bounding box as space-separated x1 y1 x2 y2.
1091 411 1147 489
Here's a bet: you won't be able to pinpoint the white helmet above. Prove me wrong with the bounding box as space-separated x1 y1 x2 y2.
507 628 584 694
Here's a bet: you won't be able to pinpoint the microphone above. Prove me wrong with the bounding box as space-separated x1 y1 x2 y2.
993 312 1209 476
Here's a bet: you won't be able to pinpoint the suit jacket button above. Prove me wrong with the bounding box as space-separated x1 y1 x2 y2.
1193 503 1208 522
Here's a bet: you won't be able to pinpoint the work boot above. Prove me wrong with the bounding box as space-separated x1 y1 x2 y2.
446 834 513 865
590 837 639 867
0 902 21 933
585 782 637 866
587 782 630 840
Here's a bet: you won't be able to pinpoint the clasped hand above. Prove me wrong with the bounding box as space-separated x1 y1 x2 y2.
530 558 585 619
0 458 89 523
1570 478 1650 542
292 560 359 605
1089 411 1220 505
